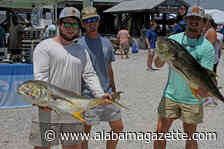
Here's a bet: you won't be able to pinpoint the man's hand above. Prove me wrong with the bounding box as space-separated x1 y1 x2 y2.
197 87 208 98
154 56 165 68
100 93 113 104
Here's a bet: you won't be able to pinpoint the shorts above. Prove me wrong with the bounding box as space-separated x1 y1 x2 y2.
120 44 129 55
29 107 84 147
29 121 84 147
158 97 203 124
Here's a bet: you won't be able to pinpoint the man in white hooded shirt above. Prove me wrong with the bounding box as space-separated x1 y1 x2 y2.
31 7 111 149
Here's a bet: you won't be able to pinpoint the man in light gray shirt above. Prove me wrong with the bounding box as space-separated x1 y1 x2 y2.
31 7 110 149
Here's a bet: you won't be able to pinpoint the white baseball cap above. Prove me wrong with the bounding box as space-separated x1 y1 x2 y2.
59 7 81 20
185 6 205 18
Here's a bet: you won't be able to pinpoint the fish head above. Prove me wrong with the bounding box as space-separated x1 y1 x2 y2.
156 37 177 61
17 80 49 104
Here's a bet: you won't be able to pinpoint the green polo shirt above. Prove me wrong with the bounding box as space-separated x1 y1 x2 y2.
163 32 214 104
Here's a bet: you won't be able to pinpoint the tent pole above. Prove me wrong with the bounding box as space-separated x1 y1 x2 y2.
55 3 57 23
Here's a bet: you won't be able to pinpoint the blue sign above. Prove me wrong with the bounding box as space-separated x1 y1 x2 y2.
0 64 33 108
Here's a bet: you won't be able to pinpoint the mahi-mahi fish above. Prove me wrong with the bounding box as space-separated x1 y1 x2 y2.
17 80 128 122
156 37 224 102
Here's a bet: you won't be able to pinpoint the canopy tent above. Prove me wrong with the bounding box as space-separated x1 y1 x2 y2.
205 9 224 25
104 0 190 13
104 0 165 13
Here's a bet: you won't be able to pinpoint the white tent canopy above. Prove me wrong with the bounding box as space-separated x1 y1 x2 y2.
104 0 165 13
205 9 224 25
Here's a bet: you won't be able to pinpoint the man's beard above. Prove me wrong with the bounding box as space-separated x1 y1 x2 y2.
59 28 79 41
186 27 202 34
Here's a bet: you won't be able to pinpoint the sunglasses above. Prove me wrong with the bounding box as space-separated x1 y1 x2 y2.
62 21 79 29
83 17 99 24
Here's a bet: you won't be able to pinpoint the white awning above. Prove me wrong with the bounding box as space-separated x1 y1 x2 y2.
205 9 224 25
104 0 165 13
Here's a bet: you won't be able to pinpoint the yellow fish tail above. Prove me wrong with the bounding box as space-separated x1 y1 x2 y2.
190 87 201 101
72 110 86 122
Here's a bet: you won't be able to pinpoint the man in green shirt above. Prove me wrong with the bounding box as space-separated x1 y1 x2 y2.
153 6 214 149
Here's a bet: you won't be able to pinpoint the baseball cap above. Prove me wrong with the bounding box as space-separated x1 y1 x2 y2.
185 6 205 18
81 6 100 20
59 7 81 20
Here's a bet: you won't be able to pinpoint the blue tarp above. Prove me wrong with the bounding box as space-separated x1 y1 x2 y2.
0 64 33 109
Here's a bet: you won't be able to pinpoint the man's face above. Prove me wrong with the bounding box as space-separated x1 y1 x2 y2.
82 16 100 33
59 17 80 41
185 16 204 36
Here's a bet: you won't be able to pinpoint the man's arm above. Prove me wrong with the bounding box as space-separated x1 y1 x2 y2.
108 39 117 93
205 28 217 46
108 63 116 93
145 30 151 49
145 38 150 49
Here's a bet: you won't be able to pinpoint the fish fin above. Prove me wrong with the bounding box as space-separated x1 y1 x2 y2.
111 91 123 100
72 110 86 122
87 99 104 109
87 98 129 110
110 100 129 110
50 94 75 105
70 102 81 108
190 87 201 101
206 68 218 78
207 92 224 103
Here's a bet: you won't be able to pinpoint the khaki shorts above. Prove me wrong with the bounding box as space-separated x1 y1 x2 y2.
29 121 84 147
158 97 203 124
